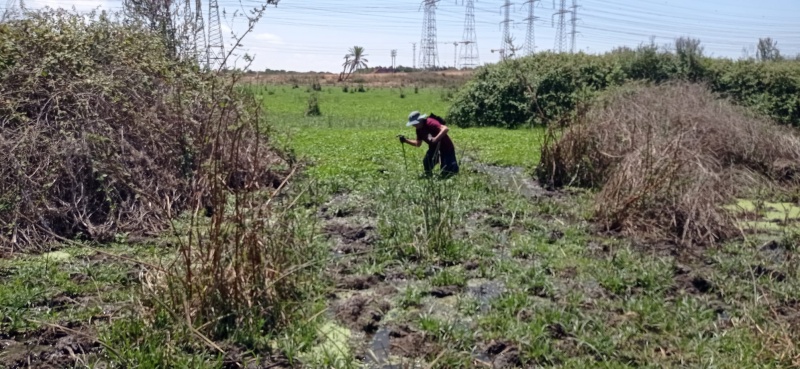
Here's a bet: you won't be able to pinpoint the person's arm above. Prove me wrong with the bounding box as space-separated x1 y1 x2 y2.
402 137 422 147
431 124 449 143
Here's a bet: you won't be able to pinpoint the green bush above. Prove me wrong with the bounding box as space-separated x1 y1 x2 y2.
448 48 800 128
448 53 624 128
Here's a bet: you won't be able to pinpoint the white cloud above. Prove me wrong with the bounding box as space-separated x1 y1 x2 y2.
253 32 284 45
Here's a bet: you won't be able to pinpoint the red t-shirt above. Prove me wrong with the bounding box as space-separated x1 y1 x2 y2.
416 117 455 153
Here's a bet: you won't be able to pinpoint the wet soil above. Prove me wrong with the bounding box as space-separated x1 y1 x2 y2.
0 324 100 369
335 294 392 334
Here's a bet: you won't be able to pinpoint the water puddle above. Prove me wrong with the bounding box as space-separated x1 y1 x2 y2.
364 327 402 369
468 279 506 312
725 198 800 233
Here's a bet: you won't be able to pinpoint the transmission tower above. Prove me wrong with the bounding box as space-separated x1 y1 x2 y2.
206 0 225 69
552 0 570 53
522 0 539 55
569 0 579 53
500 0 514 54
194 0 206 63
419 0 440 69
458 0 480 69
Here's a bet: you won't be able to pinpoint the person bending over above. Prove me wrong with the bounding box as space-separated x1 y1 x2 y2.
399 110 459 177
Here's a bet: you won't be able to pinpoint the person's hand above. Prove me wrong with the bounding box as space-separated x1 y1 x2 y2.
398 135 406 143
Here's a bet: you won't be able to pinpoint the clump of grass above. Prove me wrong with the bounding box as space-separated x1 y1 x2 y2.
538 82 800 245
342 85 349 93
305 93 322 116
357 84 366 93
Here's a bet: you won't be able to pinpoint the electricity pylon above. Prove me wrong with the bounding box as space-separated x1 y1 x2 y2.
523 0 540 55
419 0 441 69
458 0 480 68
206 0 225 69
552 0 570 53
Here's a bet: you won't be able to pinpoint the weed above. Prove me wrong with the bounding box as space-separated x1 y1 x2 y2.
430 267 467 287
306 93 322 116
399 285 427 308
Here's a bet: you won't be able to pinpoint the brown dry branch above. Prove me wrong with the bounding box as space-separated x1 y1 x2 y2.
537 82 800 246
0 10 285 251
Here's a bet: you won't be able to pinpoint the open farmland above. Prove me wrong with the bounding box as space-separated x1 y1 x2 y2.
2 77 800 368
2 6 800 367
253 84 800 368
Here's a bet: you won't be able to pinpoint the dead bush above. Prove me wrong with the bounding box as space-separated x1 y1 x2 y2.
0 10 285 250
537 82 800 245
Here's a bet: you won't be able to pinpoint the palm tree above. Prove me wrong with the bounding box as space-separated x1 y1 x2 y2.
338 54 351 81
343 46 368 81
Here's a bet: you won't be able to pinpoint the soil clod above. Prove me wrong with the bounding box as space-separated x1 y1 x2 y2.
337 274 384 290
335 294 391 334
430 285 461 298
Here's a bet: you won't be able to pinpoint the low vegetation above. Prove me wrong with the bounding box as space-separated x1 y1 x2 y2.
448 45 800 128
539 82 800 245
2 8 799 369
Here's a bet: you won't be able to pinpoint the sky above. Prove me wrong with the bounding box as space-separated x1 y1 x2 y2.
9 0 800 72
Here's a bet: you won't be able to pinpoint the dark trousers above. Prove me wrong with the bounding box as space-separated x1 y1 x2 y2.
423 147 459 177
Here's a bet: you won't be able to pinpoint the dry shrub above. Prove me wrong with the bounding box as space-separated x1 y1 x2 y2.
538 82 800 245
0 10 285 250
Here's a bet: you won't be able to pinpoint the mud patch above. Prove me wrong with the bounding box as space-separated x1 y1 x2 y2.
468 279 506 312
0 324 100 369
751 264 787 282
430 285 461 298
324 220 377 256
759 240 792 263
385 325 439 359
672 273 715 294
335 294 391 334
337 274 384 291
481 340 523 369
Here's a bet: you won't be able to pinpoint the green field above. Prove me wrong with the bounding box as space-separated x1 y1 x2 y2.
255 86 800 368
1 85 799 368
258 86 545 186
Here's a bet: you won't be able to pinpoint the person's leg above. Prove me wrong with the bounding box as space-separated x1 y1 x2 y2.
423 147 436 176
440 150 459 177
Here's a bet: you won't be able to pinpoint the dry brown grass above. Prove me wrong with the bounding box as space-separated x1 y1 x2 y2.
537 82 800 245
240 70 473 88
0 11 286 251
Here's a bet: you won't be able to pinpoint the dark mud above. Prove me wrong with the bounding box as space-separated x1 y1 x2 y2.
335 294 392 334
0 324 100 369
